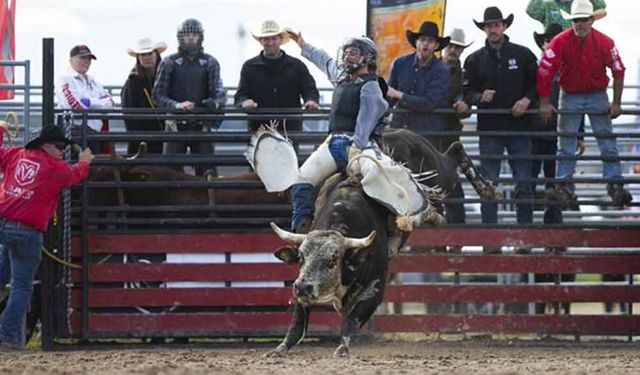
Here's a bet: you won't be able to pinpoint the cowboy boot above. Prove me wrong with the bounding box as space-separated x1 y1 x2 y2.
607 182 633 208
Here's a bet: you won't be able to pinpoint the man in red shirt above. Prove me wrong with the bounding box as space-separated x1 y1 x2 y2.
537 0 631 208
0 125 93 350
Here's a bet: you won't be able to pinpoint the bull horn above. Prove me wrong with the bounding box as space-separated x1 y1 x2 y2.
344 231 376 249
127 142 148 160
270 222 307 244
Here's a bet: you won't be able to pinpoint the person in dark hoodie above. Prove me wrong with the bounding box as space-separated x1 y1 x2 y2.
463 6 538 253
121 37 167 154
235 19 320 133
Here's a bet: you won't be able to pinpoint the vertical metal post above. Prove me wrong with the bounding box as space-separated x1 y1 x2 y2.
42 38 54 127
40 38 55 350
23 60 30 135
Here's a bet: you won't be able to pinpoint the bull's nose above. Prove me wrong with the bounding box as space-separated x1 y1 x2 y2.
294 281 314 297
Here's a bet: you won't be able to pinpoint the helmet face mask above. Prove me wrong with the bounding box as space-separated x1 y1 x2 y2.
337 37 377 76
178 19 204 55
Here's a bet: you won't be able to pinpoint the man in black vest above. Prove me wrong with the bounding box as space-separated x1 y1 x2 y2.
153 18 226 176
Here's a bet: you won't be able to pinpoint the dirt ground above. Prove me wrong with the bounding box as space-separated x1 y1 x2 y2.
0 339 638 375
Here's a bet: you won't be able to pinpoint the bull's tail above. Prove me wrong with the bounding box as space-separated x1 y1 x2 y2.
447 141 502 200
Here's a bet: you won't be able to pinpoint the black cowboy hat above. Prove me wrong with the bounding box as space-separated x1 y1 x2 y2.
533 23 563 50
25 126 74 150
406 21 450 51
473 6 514 30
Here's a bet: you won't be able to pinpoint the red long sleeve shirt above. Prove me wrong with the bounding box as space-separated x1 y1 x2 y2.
0 146 89 231
536 28 625 97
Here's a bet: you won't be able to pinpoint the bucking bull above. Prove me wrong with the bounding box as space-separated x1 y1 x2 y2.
255 129 499 357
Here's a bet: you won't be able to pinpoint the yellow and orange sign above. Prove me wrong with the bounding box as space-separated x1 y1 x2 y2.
367 0 446 80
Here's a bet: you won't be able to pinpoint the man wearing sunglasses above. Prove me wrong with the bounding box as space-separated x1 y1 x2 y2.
0 125 93 350
537 0 631 208
526 0 606 29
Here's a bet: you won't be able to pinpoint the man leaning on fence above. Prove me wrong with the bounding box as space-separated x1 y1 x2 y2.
0 125 93 350
463 7 538 253
152 18 226 176
235 19 320 133
387 21 450 143
537 0 632 208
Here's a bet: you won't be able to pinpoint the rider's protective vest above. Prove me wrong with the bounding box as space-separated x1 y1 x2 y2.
329 73 378 133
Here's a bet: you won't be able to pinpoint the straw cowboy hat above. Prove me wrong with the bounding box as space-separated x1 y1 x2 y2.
447 28 473 48
406 21 450 51
127 38 168 57
533 23 563 50
560 0 607 21
251 20 291 43
473 6 514 30
25 126 74 150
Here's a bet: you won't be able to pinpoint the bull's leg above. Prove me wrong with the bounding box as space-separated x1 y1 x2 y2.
446 142 501 200
264 302 309 357
335 285 383 357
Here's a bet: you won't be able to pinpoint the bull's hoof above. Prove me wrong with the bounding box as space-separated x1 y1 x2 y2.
263 344 288 358
334 345 349 358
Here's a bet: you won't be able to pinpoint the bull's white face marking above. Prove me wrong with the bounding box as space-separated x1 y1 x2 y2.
294 230 347 305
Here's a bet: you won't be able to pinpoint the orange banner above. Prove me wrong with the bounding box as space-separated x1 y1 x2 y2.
367 0 446 80
0 0 16 100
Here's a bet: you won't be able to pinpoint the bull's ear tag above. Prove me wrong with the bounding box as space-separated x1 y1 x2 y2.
274 246 300 264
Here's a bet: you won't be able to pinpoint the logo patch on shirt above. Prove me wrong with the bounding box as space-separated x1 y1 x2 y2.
14 159 40 186
545 49 556 59
507 58 518 70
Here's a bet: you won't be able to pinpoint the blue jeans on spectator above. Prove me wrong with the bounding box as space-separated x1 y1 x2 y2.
445 182 466 224
0 221 43 345
479 135 533 224
557 90 623 193
531 137 563 224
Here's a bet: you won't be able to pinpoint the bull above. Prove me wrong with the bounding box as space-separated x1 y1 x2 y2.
269 175 387 357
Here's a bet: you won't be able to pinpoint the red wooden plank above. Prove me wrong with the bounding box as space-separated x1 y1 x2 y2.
70 285 640 308
71 228 640 256
373 314 640 335
406 228 640 248
72 288 293 308
383 285 640 303
69 312 341 336
85 263 299 283
390 253 640 274
71 233 286 255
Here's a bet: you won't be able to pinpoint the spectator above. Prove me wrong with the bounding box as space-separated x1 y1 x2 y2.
153 18 225 176
387 21 451 143
121 38 167 154
235 19 320 133
526 0 606 29
56 45 115 154
538 0 632 208
463 7 538 253
0 125 93 350
531 23 566 241
441 27 473 240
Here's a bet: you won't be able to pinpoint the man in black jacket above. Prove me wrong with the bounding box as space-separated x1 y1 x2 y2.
235 19 320 133
463 7 538 253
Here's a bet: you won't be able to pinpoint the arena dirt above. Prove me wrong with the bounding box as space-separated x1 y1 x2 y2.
0 339 638 374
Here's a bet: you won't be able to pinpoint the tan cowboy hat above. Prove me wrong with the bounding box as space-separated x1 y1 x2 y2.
251 19 291 43
127 38 168 57
560 0 607 21
447 28 473 48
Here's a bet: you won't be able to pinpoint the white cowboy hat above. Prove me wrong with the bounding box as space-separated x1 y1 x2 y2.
447 28 473 48
127 38 168 57
560 0 607 20
251 19 291 43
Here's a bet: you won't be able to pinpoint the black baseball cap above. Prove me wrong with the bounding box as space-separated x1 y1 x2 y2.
70 45 97 59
